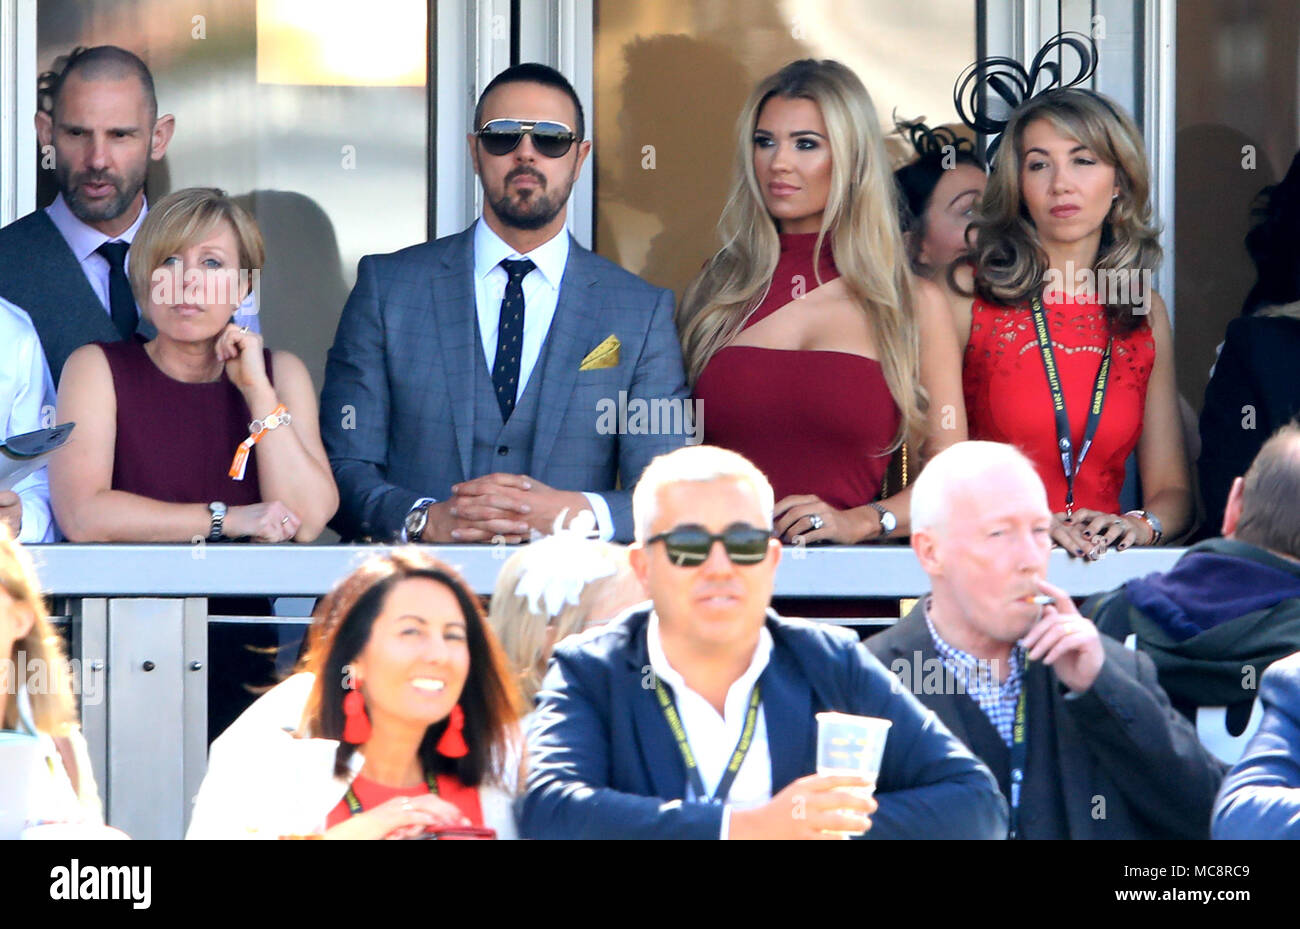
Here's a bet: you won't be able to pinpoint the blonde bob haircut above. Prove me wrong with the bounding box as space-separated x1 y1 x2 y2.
676 58 925 453
128 187 266 310
488 539 636 710
0 526 77 736
966 88 1161 335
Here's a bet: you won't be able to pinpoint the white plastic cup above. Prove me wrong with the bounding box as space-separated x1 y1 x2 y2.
815 712 892 784
815 712 891 837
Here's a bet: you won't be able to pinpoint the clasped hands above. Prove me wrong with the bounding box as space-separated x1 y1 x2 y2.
1050 508 1152 561
422 473 592 543
323 793 470 840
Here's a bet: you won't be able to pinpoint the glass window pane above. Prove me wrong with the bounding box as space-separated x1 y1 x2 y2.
36 0 429 393
593 0 976 297
1174 0 1300 414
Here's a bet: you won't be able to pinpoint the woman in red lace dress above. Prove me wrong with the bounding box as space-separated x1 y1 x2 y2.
950 89 1192 558
678 60 966 544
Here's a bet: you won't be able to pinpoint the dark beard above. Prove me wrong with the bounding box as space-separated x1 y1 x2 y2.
489 189 563 230
58 163 146 224
487 165 573 230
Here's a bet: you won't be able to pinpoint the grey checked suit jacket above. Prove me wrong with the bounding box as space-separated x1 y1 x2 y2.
320 225 690 542
0 210 154 384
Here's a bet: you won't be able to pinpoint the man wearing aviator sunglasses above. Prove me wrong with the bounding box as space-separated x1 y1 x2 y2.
321 64 688 546
521 445 1007 840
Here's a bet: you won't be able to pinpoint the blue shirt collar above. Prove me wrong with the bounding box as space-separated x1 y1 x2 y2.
46 192 149 263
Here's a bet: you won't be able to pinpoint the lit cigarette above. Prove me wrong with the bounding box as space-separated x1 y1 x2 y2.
1025 595 1056 606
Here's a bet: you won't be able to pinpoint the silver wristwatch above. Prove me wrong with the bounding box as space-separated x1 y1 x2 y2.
868 502 897 539
208 501 227 541
1124 509 1163 545
404 500 433 542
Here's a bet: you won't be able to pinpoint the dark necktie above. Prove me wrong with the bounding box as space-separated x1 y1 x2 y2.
492 258 535 421
95 241 138 340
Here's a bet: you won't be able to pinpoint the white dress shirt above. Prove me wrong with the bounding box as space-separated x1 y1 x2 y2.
646 612 773 838
45 193 260 331
1 298 57 543
406 219 612 539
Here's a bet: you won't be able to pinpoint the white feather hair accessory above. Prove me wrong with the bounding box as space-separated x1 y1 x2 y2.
513 509 619 618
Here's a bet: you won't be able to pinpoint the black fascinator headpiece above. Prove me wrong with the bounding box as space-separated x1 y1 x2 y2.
899 119 976 163
953 31 1099 163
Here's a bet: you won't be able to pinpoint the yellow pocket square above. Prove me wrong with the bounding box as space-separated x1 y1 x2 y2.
579 335 621 371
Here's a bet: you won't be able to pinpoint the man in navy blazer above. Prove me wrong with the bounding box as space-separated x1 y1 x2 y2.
1213 650 1300 839
320 64 689 544
520 445 1008 839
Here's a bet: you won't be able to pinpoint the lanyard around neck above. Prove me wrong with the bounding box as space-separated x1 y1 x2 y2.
1028 295 1113 517
344 771 439 816
1007 686 1028 839
654 678 761 804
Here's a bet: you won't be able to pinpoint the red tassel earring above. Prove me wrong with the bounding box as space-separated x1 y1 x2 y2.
436 704 469 758
342 681 371 745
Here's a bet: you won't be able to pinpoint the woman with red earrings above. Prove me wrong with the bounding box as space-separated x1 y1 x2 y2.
187 550 522 839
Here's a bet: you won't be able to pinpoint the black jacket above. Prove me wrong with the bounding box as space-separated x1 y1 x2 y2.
867 600 1226 839
1198 313 1300 537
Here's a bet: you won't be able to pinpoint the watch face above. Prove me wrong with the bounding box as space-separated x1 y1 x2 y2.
404 508 426 539
880 511 897 532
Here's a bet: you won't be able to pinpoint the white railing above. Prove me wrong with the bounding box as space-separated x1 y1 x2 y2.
30 543 1185 839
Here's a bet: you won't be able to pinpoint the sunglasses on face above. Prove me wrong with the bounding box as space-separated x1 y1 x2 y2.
646 523 772 568
476 119 578 158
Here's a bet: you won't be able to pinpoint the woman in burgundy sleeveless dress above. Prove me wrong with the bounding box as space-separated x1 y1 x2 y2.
948 87 1191 557
694 233 901 512
50 188 338 736
680 61 967 545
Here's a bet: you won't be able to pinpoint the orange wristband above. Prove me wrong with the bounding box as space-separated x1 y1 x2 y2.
229 403 291 480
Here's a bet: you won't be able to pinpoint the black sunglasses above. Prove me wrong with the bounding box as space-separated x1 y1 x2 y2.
476 118 578 158
647 523 773 567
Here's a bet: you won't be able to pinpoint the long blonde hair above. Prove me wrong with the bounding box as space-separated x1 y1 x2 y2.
968 88 1162 334
676 59 925 452
0 527 76 736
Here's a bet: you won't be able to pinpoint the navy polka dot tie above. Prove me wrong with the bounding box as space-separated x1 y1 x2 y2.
492 258 535 421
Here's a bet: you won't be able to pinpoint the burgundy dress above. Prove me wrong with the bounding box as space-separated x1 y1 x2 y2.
100 337 272 505
693 233 900 509
99 336 281 742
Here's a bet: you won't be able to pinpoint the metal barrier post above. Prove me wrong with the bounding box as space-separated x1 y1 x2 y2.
71 597 108 819
182 598 209 836
106 598 188 839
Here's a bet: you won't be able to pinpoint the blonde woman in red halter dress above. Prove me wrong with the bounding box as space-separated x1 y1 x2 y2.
678 60 967 545
949 88 1192 559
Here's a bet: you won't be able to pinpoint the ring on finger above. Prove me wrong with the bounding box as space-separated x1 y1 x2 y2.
808 514 825 531
281 516 290 525
239 325 249 334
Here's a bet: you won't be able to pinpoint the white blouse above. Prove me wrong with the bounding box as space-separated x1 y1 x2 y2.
186 673 519 839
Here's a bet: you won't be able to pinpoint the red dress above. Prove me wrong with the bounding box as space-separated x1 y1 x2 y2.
962 293 1155 514
693 233 900 510
325 772 484 831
